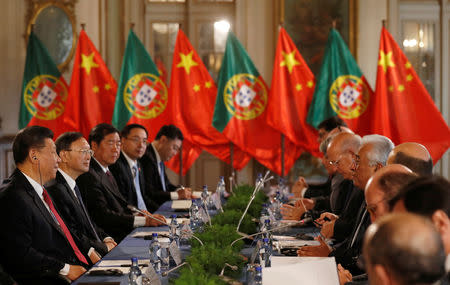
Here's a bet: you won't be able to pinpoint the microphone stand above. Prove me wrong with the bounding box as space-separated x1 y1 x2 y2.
127 205 169 226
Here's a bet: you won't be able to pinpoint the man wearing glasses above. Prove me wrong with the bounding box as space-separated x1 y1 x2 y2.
110 124 159 212
77 124 165 241
47 132 116 264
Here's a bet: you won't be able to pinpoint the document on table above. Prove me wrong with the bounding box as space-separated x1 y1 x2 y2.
263 257 339 285
171 200 192 210
165 217 190 224
88 266 130 274
131 231 168 238
273 239 320 248
97 259 150 267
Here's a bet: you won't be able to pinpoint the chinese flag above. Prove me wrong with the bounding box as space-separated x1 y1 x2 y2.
169 30 251 170
213 32 303 175
112 29 200 175
65 29 117 138
373 27 450 163
267 27 320 157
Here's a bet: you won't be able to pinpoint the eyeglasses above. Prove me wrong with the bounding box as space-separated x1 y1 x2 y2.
105 140 122 147
366 197 389 215
67 149 94 156
126 137 148 145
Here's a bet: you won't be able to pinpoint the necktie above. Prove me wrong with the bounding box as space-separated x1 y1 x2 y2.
132 165 147 210
42 188 88 265
349 208 368 249
105 170 115 184
73 185 101 242
159 161 166 192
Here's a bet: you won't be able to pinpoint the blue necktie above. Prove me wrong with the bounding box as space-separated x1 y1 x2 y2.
74 185 101 242
159 161 166 192
132 165 147 210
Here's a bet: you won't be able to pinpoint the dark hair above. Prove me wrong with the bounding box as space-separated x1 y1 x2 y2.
317 116 347 132
392 152 433 176
155 125 183 141
88 123 119 146
121 124 148 138
13 126 54 164
398 176 450 218
376 171 418 210
55 132 84 155
365 214 446 285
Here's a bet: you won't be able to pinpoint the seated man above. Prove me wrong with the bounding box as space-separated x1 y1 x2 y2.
77 123 165 241
0 126 87 284
387 142 433 176
391 175 450 282
109 124 159 212
140 125 192 208
47 132 117 262
363 213 446 285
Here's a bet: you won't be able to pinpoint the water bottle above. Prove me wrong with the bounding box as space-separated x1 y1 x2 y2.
261 238 272 268
216 176 226 201
149 233 161 274
272 191 283 220
169 214 180 247
278 178 289 202
189 199 201 231
128 257 143 285
255 173 263 187
262 219 273 246
253 266 263 285
201 185 211 209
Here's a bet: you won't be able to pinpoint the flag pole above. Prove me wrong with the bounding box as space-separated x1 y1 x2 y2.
230 142 234 175
81 23 86 30
179 146 183 185
281 134 285 177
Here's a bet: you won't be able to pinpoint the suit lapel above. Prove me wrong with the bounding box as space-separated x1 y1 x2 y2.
91 160 128 204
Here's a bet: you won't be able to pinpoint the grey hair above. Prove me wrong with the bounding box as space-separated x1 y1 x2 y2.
361 134 395 166
320 136 333 155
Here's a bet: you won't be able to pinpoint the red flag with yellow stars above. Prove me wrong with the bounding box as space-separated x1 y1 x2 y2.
267 27 320 157
169 30 251 170
373 27 450 163
65 29 117 138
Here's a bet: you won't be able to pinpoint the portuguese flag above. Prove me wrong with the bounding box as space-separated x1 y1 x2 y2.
307 28 373 135
212 32 303 175
19 31 69 137
112 29 200 174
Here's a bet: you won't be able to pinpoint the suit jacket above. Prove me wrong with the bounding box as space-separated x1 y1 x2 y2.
46 171 109 256
109 152 159 212
76 159 135 241
0 169 86 285
139 145 178 208
333 181 365 242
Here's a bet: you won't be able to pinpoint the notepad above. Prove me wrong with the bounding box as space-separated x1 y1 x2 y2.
171 200 192 210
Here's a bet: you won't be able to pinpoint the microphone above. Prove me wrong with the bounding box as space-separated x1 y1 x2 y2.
231 216 312 247
127 205 169 226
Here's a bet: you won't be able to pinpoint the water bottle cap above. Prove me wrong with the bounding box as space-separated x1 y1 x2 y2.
203 185 208 189
131 257 138 262
191 199 196 202
263 238 269 243
276 191 280 194
219 176 224 179
152 233 158 237
255 266 262 272
262 203 268 207
265 219 270 223
171 214 177 218
257 173 262 177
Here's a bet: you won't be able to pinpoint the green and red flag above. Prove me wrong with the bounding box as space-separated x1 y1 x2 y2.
212 32 302 175
19 31 69 138
307 28 373 135
373 27 450 163
169 30 251 170
267 27 320 156
155 57 167 84
112 29 200 174
64 29 117 138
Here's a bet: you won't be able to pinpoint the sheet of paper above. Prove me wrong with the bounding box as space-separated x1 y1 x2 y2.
97 259 150 267
171 200 192 210
131 231 168 238
263 257 339 285
165 217 190 225
88 266 130 274
273 239 320 248
272 235 298 241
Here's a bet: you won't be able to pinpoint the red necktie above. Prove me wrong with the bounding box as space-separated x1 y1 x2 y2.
42 188 88 265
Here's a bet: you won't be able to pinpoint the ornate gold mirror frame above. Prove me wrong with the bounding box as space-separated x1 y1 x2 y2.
25 0 78 72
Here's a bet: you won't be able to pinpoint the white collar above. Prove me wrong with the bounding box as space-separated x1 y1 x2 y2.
446 254 450 272
151 142 162 164
21 171 44 198
92 157 109 173
122 150 137 170
58 169 76 190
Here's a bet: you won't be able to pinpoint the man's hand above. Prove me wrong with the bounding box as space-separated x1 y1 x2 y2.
338 264 352 285
104 240 116 251
66 265 87 281
315 212 339 225
297 235 331 257
320 220 335 239
177 187 192 199
144 212 167 227
280 204 305 220
291 177 308 198
89 250 101 264
294 198 315 211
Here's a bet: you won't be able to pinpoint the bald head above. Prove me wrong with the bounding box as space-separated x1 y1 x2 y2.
364 213 446 285
364 164 416 222
326 133 361 180
387 142 432 175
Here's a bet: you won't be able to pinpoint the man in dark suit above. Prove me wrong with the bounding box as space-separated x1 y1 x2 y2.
110 124 159 212
0 126 87 284
77 123 165 241
140 125 192 208
46 132 117 262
